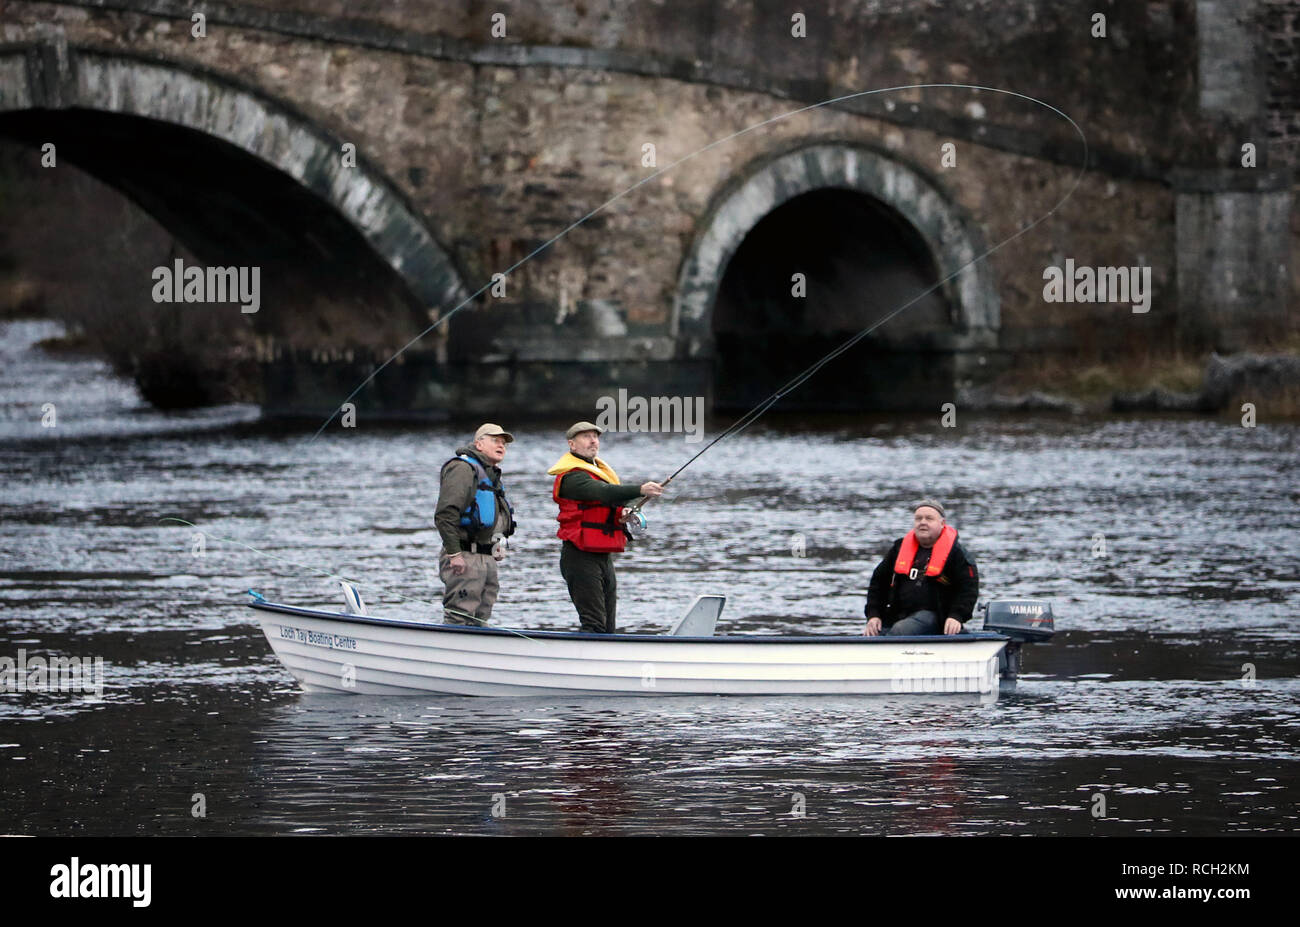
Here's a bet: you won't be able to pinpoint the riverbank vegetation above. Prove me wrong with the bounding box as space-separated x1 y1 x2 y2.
992 333 1300 418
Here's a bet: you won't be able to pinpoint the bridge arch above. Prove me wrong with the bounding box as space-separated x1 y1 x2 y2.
0 42 467 317
673 141 999 410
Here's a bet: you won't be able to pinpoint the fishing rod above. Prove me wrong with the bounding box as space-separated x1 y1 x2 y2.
216 85 1081 572
617 296 921 535
622 119 1088 534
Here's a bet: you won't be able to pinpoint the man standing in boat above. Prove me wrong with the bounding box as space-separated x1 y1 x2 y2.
547 422 663 633
864 500 979 636
434 423 517 625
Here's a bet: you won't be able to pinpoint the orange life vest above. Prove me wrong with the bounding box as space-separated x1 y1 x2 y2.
895 525 957 578
550 455 626 554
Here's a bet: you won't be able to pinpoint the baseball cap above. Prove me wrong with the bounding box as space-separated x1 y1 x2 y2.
475 423 514 443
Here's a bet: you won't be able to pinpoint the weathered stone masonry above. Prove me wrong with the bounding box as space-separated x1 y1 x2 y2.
1 0 1293 416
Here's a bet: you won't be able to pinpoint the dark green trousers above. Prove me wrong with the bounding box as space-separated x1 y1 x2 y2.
559 541 617 633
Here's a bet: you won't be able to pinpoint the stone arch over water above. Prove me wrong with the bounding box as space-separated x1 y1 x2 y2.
674 142 999 411
0 43 468 318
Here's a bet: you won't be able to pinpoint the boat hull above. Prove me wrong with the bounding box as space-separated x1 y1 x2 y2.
252 602 1008 698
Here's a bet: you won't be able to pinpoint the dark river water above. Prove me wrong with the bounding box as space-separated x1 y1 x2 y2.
1 319 1297 835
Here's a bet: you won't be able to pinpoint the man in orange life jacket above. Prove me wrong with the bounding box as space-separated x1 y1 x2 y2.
547 422 663 633
864 499 979 636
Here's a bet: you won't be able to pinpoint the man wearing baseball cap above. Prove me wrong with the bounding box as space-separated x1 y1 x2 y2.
546 422 663 633
864 499 979 636
434 423 517 625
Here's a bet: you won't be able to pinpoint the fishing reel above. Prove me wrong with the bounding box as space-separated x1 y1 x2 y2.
621 508 648 540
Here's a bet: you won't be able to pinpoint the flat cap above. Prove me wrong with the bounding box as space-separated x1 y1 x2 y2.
566 421 604 440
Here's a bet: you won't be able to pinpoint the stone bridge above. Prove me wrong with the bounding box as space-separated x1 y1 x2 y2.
1 0 1295 417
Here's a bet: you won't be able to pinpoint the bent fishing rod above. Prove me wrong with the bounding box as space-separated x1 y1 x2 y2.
618 292 928 532
623 134 1087 529
198 84 1082 554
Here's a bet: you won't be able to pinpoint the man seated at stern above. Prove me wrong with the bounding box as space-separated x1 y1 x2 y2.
864 499 979 636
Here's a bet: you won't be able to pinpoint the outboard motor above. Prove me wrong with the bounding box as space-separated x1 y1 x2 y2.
980 599 1055 688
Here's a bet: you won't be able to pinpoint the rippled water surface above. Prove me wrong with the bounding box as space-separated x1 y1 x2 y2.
2 320 1297 835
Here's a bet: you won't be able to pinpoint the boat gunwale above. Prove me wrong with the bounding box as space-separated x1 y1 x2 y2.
250 601 1010 645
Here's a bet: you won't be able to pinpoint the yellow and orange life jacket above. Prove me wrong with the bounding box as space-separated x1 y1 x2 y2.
547 453 626 554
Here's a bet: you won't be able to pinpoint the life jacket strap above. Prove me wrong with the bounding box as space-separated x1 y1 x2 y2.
446 454 513 536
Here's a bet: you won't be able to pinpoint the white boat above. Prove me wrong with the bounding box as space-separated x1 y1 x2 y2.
249 589 1054 699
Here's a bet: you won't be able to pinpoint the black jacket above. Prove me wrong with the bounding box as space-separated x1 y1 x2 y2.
865 536 979 627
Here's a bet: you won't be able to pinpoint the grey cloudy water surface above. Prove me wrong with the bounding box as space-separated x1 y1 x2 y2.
1 320 1297 835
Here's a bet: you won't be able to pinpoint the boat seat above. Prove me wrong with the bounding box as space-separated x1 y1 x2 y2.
339 581 368 616
669 595 725 636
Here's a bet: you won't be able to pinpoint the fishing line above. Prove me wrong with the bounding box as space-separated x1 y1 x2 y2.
157 517 539 641
203 85 1087 599
308 83 1088 445
658 94 1088 489
626 92 1091 506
